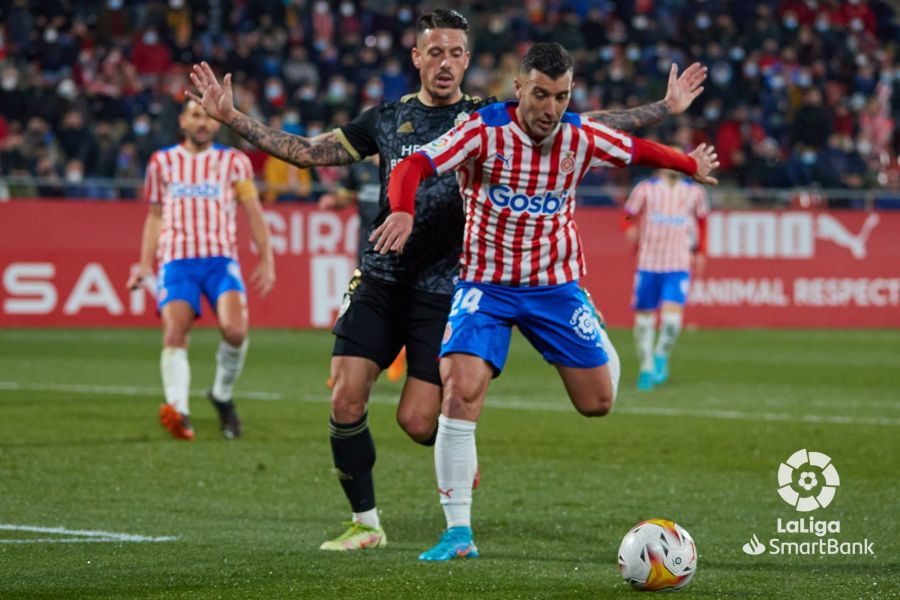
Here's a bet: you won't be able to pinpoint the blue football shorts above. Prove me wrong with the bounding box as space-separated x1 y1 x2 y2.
440 280 610 376
157 256 246 316
632 270 690 311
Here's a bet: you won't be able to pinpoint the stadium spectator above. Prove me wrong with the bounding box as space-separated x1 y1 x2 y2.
0 0 896 202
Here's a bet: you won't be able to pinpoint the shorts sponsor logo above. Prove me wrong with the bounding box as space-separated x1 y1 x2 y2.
569 305 597 341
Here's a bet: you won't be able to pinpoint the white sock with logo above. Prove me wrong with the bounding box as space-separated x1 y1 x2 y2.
633 313 656 372
599 328 620 403
435 414 477 529
161 347 190 415
212 339 248 401
655 311 683 357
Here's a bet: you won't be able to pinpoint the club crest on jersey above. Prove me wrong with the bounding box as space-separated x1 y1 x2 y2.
560 151 576 174
487 184 568 215
569 305 598 341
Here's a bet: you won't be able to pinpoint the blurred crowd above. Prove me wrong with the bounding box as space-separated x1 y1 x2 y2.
0 0 898 206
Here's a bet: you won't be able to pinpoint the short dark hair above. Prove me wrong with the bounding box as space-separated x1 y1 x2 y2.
521 42 573 79
416 9 469 36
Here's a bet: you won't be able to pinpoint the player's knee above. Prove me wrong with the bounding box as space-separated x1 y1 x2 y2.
397 411 436 444
575 391 613 417
220 324 247 347
330 377 368 422
163 328 189 348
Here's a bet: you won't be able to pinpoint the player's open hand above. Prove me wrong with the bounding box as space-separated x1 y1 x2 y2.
187 62 238 125
370 212 413 255
689 143 719 186
251 258 276 297
664 63 707 115
126 264 153 291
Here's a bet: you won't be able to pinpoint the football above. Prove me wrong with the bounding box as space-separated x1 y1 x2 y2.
617 519 697 592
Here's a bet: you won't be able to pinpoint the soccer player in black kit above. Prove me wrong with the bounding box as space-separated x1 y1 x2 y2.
189 9 707 551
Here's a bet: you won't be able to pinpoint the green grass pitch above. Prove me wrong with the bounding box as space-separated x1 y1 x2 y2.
0 327 898 599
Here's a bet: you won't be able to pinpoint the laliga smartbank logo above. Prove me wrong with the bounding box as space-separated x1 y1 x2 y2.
741 449 875 557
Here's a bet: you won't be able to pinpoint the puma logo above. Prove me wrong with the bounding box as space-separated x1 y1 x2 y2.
438 487 454 499
491 152 511 168
816 213 880 260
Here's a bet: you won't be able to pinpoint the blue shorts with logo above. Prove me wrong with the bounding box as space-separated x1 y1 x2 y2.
440 280 610 376
632 270 690 310
157 257 246 316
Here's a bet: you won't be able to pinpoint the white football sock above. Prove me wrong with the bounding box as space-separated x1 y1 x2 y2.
655 311 683 357
435 414 477 529
161 347 190 415
599 328 621 403
352 507 380 530
633 313 656 372
212 338 248 401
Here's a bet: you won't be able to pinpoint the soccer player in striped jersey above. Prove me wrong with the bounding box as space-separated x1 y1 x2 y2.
374 42 719 560
126 99 275 441
189 10 707 553
623 167 710 390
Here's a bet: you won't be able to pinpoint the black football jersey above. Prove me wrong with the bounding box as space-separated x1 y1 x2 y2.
336 94 488 295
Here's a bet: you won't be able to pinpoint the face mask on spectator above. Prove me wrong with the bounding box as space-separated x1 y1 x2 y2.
743 63 759 78
850 18 864 32
284 111 300 125
573 87 588 104
729 47 745 61
626 46 641 62
857 139 871 154
265 83 283 101
328 81 346 100
783 16 798 30
800 150 817 164
133 119 151 136
769 74 785 89
299 86 316 101
170 0 185 8
600 46 615 61
711 64 732 85
144 31 159 45
695 14 711 30
107 0 123 8
849 93 866 111
1 74 17 91
44 28 59 44
815 17 830 32
307 125 323 137
340 2 354 17
377 33 392 52
57 78 77 101
365 82 383 98
66 167 84 183
704 105 721 121
796 72 812 87
397 8 413 23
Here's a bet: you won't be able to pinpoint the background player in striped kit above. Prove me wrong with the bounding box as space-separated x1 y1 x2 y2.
374 42 719 560
126 99 275 440
189 9 708 552
623 166 710 389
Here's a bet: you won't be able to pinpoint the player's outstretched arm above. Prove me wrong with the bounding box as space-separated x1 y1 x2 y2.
237 183 276 297
584 63 706 131
188 62 355 168
630 139 719 185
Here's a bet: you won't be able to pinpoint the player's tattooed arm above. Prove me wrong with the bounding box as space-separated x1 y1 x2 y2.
227 115 355 167
188 61 355 167
584 63 707 132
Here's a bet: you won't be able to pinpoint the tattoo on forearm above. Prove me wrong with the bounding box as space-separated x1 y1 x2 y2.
585 101 670 132
229 113 355 167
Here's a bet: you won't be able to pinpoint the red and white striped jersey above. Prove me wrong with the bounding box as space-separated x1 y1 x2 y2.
624 176 709 272
418 102 633 286
144 143 254 264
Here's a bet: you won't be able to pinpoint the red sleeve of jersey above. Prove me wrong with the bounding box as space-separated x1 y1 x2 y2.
388 152 435 215
696 215 708 254
631 138 698 176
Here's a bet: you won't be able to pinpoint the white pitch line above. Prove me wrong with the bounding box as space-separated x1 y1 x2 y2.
0 524 176 544
1 380 898 427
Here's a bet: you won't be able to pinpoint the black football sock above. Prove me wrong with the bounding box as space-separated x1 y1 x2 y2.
329 412 376 513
